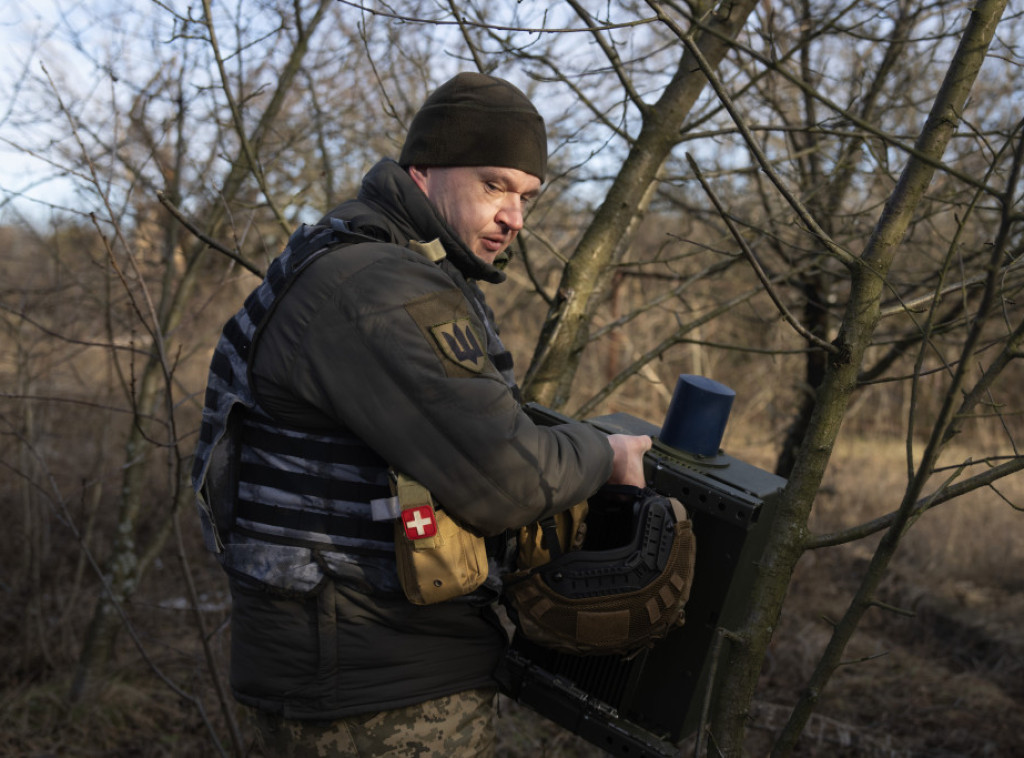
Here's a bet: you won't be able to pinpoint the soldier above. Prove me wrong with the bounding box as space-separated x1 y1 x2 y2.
192 72 650 756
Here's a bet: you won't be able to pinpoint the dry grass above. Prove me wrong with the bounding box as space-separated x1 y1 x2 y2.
749 430 1024 757
0 676 222 757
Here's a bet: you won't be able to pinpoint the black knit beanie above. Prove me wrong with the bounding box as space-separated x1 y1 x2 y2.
399 72 547 182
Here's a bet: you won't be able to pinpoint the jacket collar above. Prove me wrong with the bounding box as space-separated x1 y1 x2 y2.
356 159 506 284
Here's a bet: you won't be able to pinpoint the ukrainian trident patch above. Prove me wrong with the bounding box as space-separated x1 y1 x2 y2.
430 319 486 373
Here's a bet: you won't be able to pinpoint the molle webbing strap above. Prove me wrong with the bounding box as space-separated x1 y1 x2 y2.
192 223 357 490
234 500 393 544
232 412 392 552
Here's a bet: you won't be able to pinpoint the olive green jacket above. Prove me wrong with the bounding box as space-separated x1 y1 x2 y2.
226 159 612 719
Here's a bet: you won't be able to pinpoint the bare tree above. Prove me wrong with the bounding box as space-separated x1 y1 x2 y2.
634 1 1022 753
1 1 1021 755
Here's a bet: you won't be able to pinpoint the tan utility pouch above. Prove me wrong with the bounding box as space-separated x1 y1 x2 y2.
390 471 488 605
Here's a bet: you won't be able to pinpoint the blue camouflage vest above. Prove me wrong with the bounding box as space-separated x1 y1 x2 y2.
192 222 518 594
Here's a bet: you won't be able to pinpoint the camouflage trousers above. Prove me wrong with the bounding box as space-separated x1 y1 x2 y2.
252 688 498 757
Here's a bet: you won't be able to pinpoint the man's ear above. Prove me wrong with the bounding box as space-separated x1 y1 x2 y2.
408 165 429 194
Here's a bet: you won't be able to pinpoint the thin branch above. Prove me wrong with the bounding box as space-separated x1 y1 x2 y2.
648 1 857 268
157 191 263 278
865 600 916 618
446 0 486 72
335 1 660 33
687 153 839 353
589 252 742 340
173 511 243 756
200 0 292 238
807 455 1024 549
878 257 1024 319
574 283 762 417
564 0 649 114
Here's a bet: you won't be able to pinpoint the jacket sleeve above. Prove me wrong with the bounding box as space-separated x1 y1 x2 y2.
250 244 614 536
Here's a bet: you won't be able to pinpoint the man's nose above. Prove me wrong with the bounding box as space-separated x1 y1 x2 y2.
497 198 525 232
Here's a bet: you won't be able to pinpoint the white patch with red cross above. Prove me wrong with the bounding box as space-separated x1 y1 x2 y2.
401 505 438 540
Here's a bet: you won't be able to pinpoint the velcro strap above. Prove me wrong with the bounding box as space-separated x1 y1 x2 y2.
370 495 402 521
395 472 433 509
539 516 562 559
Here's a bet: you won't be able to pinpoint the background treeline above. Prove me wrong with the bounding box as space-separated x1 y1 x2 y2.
1 1 1021 756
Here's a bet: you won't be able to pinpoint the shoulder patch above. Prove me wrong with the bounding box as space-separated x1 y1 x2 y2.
430 319 487 373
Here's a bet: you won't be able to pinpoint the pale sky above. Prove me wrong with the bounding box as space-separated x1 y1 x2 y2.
0 1 144 223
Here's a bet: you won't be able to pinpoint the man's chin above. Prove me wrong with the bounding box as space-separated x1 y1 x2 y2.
473 250 501 266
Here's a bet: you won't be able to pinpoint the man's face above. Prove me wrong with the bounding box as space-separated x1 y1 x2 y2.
409 165 541 265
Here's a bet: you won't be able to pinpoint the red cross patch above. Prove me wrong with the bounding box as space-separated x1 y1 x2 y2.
401 505 438 540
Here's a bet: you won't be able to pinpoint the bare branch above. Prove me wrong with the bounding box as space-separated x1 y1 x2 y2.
200 0 292 238
157 191 264 278
335 1 660 33
648 0 857 268
807 454 1024 549
687 153 839 353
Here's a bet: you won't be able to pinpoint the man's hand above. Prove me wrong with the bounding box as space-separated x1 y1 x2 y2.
606 434 652 488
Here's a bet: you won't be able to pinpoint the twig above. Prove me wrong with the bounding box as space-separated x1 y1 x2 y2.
648 1 857 268
866 601 915 618
574 282 761 417
686 154 838 354
807 455 1024 549
446 0 486 72
157 191 263 278
200 0 292 238
335 1 659 33
564 0 649 114
174 511 244 756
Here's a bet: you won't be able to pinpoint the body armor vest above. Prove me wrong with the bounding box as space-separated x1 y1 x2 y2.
192 221 518 593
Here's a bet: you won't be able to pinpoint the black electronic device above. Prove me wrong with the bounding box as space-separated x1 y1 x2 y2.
497 403 787 757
